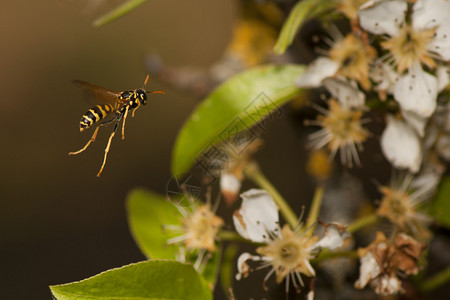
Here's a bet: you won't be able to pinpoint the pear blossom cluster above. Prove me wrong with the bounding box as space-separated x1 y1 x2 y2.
233 189 350 294
297 0 450 175
292 0 449 296
156 1 449 298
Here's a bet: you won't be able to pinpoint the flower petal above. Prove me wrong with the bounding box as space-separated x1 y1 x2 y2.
381 115 422 173
413 0 450 60
411 169 442 201
401 110 428 137
436 135 450 161
233 189 279 243
358 0 407 37
314 223 351 250
412 0 450 31
370 61 399 95
235 252 262 280
428 23 450 61
436 64 450 92
393 64 438 117
354 252 382 289
303 258 316 277
323 78 365 109
295 57 340 88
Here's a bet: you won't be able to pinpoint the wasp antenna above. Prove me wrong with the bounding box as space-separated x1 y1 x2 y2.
143 74 150 90
148 90 165 95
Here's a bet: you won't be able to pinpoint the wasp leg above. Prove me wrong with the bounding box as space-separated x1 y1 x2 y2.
97 119 121 177
131 101 141 118
100 116 119 127
69 126 100 156
121 105 130 140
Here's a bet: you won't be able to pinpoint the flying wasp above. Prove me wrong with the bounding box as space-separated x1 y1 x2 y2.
69 75 165 177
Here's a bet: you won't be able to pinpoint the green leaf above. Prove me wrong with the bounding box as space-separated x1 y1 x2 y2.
273 0 337 54
203 247 222 287
127 188 181 259
127 189 222 287
421 265 450 292
93 0 149 27
171 64 304 175
220 244 239 295
429 176 450 229
185 246 222 287
50 260 213 300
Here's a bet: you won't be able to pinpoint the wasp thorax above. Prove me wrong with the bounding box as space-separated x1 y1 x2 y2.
119 90 133 100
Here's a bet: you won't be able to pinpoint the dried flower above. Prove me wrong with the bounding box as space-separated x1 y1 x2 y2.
355 232 426 295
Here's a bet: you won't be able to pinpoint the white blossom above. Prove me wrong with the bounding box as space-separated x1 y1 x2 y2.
359 0 450 119
296 57 340 88
401 110 428 137
322 77 366 109
314 223 351 250
232 189 279 243
393 62 438 118
234 189 350 293
369 61 399 99
381 115 422 172
296 33 376 90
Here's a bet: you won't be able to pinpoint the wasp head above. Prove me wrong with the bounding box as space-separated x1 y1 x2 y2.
136 89 147 105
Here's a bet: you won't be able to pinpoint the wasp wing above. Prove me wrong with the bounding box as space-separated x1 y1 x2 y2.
72 80 120 106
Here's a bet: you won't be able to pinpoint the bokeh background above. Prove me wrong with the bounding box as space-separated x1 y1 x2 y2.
4 1 450 299
0 1 312 299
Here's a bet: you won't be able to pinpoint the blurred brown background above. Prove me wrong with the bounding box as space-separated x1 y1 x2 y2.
0 1 311 299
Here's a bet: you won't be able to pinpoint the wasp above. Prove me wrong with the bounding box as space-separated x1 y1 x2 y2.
69 75 165 177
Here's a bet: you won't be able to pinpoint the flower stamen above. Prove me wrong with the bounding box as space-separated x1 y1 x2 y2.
308 99 370 167
381 25 436 73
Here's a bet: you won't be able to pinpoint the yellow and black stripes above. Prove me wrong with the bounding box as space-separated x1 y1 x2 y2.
70 75 165 176
118 89 147 105
80 104 114 131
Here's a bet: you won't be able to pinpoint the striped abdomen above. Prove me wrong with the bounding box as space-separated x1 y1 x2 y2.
80 104 114 131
